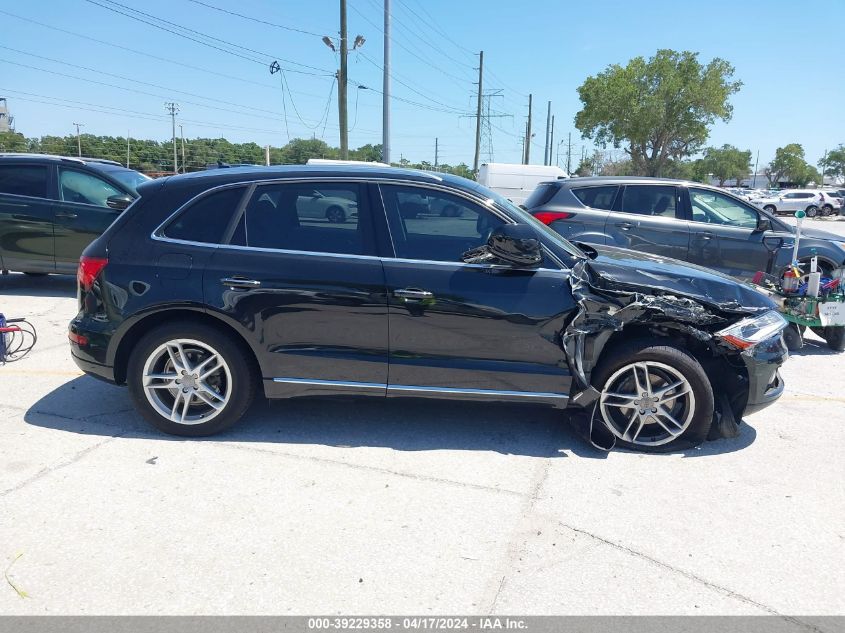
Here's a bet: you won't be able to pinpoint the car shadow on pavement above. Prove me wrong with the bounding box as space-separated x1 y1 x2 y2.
790 336 842 357
23 375 758 458
0 273 76 298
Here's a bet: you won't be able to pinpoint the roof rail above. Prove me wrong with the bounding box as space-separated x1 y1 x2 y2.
0 152 121 166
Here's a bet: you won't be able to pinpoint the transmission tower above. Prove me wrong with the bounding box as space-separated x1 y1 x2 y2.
465 89 509 166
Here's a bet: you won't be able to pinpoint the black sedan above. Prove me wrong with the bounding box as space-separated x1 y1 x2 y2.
69 166 788 452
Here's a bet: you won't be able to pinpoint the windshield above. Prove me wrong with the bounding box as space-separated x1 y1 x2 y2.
464 180 586 260
93 166 151 195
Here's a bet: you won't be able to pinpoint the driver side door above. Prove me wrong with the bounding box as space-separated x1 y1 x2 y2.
685 187 772 279
377 183 576 401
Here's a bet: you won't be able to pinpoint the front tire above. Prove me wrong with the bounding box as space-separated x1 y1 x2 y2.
325 205 346 223
127 321 257 436
591 340 715 452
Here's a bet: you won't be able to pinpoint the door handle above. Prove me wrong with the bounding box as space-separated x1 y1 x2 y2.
615 221 634 230
221 276 261 289
55 212 78 219
394 288 434 301
700 232 714 241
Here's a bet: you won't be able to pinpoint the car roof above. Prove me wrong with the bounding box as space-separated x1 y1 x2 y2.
556 176 695 187
158 164 456 189
0 152 122 167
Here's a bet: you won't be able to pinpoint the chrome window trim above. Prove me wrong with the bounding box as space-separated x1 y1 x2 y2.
149 175 569 272
272 377 569 399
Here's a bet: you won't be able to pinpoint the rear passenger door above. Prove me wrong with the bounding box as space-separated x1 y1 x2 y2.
0 163 55 272
202 180 389 396
605 184 689 261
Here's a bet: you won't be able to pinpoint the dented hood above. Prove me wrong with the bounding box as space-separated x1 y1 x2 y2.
583 245 776 313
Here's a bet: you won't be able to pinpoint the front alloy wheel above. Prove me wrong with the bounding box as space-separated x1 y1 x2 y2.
599 361 695 447
591 340 715 451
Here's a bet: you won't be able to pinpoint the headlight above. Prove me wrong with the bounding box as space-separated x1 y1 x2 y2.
716 310 787 350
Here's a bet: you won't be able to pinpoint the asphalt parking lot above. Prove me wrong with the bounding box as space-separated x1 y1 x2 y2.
1 220 844 618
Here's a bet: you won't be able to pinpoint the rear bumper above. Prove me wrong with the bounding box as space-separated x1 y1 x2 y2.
71 348 116 384
741 333 788 416
69 315 118 384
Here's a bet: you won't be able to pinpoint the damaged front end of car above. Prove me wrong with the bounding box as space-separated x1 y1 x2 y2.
562 250 788 451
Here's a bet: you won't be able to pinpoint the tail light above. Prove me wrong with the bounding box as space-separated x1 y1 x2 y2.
77 256 108 291
532 211 575 225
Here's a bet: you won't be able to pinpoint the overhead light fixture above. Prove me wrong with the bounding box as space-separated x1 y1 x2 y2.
322 36 336 52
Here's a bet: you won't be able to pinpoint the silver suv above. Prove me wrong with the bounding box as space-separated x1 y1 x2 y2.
524 176 845 279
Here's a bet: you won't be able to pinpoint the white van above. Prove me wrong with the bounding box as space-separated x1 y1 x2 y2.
477 163 568 206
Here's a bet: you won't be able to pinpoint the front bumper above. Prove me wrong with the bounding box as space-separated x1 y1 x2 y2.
741 333 788 416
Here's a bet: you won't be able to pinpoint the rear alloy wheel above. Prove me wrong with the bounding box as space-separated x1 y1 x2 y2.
805 205 818 218
763 205 777 214
592 342 714 451
325 205 346 223
821 205 833 217
128 322 256 436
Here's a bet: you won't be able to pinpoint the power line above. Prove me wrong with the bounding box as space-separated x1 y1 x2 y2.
185 0 324 37
0 9 332 92
395 0 476 55
83 0 333 75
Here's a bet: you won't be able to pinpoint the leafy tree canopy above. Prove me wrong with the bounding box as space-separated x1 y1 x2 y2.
575 49 741 177
699 144 752 186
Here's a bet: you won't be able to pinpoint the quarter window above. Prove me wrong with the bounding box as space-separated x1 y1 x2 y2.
620 185 680 218
163 186 246 244
0 165 48 198
572 186 618 210
689 188 759 228
380 185 505 262
232 182 370 256
59 168 123 207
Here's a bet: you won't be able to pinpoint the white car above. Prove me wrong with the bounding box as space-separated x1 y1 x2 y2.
820 190 844 216
750 189 826 217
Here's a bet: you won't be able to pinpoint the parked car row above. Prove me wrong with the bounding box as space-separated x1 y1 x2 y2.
523 176 845 278
725 186 844 217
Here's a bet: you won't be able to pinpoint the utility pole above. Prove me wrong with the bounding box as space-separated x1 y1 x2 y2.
472 50 484 175
382 0 391 164
179 124 185 174
549 115 554 167
126 130 130 168
164 102 179 174
543 101 551 166
566 132 572 174
752 149 759 187
265 145 271 166
820 148 828 186
524 94 532 165
338 0 349 159
73 122 84 157
434 137 439 168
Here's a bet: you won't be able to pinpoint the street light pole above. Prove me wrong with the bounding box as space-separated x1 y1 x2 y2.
382 0 391 164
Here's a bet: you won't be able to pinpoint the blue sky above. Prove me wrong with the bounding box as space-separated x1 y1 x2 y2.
1 0 843 169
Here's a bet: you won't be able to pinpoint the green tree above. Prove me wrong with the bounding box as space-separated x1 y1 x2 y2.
764 144 811 187
279 137 336 164
575 49 741 177
820 145 845 181
0 131 28 152
699 144 752 186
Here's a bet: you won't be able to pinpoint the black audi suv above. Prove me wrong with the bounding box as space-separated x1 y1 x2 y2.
69 166 788 452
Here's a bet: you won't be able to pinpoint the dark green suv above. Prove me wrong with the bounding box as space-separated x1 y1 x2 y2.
0 153 149 274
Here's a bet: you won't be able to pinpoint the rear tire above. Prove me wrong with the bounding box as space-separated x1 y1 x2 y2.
806 205 818 218
591 340 715 452
763 204 777 214
127 321 257 436
821 205 833 217
823 327 845 351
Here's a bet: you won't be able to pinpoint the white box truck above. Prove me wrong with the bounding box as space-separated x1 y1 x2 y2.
477 163 568 206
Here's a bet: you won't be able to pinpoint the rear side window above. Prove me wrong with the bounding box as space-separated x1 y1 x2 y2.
523 182 560 208
0 164 48 198
163 186 246 244
231 182 371 256
620 185 680 218
572 185 618 210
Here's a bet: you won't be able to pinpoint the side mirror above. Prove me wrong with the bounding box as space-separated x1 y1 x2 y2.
756 215 772 232
106 194 133 211
487 224 543 268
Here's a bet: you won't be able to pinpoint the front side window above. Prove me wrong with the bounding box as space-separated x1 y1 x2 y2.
163 186 246 244
232 182 370 256
0 165 48 198
689 188 759 228
620 185 680 218
381 184 505 262
59 168 122 207
572 185 618 210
